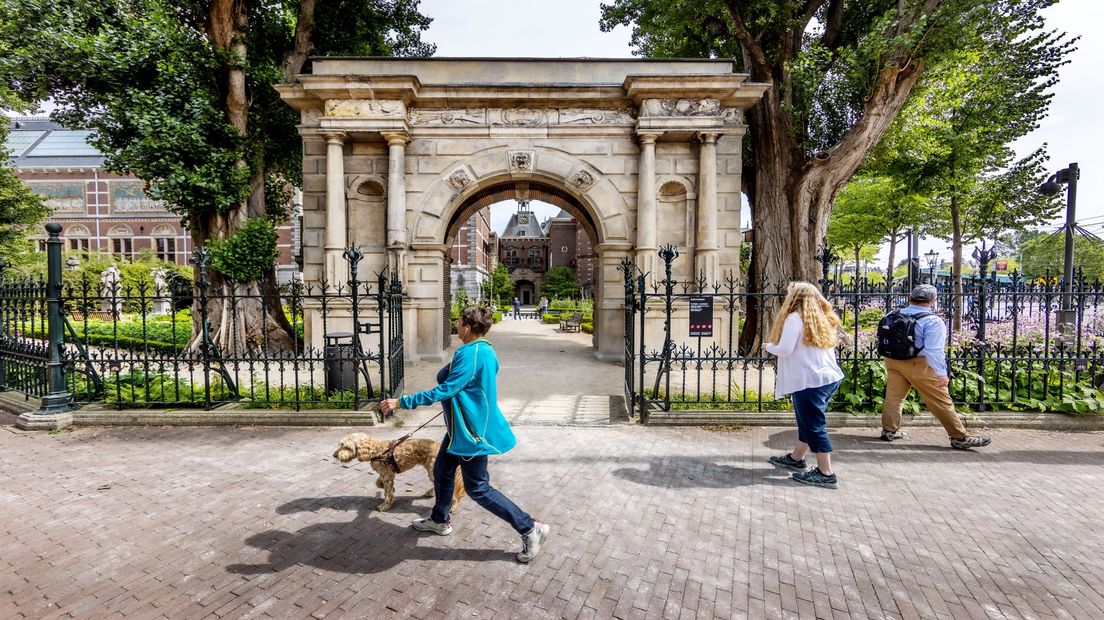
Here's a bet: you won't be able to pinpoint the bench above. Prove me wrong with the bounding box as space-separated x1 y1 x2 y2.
560 312 582 333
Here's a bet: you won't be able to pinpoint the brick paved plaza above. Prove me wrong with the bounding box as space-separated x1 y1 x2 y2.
2 417 1103 619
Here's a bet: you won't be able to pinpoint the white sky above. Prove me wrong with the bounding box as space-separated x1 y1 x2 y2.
418 0 1102 262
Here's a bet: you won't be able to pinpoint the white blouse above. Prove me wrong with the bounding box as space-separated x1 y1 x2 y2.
764 312 844 398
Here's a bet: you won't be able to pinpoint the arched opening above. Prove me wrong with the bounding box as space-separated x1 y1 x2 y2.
441 179 603 350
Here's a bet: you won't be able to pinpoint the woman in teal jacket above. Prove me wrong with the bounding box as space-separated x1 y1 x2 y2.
379 306 551 563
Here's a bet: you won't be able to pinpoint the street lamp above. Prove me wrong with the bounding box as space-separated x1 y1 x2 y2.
1037 162 1079 330
925 250 939 284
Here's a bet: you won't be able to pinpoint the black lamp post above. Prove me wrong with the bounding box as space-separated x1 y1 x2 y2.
925 249 939 285
1037 162 1079 330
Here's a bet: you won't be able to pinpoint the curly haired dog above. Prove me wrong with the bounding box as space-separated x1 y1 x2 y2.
333 432 466 513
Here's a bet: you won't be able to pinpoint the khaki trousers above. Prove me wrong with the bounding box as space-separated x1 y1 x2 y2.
882 357 968 438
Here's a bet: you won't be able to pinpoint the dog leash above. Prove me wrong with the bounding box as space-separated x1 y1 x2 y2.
368 409 446 473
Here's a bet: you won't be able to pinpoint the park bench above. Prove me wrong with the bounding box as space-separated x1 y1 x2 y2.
560 312 582 333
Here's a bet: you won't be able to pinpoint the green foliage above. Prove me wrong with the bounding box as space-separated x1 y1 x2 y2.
206 218 278 282
0 153 48 268
646 387 792 412
542 267 580 300
239 387 374 410
488 263 514 305
0 0 434 279
1019 234 1104 283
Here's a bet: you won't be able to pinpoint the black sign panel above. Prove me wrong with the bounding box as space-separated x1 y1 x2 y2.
689 296 713 337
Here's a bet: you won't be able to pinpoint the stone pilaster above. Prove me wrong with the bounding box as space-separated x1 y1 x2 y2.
636 132 662 282
382 131 410 271
695 132 721 285
324 132 348 287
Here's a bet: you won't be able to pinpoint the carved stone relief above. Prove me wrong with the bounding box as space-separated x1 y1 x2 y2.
558 108 635 124
407 108 486 125
497 108 549 126
509 150 535 172
324 99 406 119
446 167 474 192
722 107 746 125
640 98 722 117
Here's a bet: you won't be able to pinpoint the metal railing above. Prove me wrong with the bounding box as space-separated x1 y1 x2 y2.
623 246 1104 420
0 225 405 415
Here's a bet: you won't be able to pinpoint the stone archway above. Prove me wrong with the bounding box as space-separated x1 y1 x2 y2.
278 58 768 363
442 178 605 349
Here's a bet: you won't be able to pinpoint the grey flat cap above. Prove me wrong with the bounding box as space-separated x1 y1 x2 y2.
909 284 937 302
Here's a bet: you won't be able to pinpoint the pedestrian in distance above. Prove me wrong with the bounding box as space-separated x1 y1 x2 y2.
877 284 992 449
539 296 548 318
765 282 846 489
379 306 551 563
512 296 521 320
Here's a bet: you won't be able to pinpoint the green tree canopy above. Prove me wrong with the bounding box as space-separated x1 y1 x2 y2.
0 0 434 351
542 267 580 300
488 262 514 306
1020 233 1104 284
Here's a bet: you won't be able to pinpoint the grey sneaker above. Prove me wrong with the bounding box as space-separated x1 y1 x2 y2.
950 435 992 450
768 453 807 472
791 468 839 489
411 516 452 536
880 429 904 442
517 522 550 563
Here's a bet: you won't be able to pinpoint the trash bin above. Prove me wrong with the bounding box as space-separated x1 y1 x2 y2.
324 332 356 396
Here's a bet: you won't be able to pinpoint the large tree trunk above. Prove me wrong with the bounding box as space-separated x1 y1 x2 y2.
950 192 963 333
737 59 925 353
189 0 298 355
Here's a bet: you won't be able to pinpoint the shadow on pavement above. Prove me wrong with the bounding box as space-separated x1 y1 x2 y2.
612 460 784 489
226 496 514 575
763 429 1104 465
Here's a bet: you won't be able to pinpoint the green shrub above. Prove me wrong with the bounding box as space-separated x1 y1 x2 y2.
581 322 593 334
238 386 373 409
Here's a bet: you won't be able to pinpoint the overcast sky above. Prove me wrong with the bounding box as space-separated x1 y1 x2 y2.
418 0 1103 263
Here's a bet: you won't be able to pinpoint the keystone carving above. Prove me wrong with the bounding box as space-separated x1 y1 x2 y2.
640 98 722 117
499 108 548 126
722 107 746 125
509 150 535 172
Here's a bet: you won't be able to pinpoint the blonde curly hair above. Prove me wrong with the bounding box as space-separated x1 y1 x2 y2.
767 282 840 349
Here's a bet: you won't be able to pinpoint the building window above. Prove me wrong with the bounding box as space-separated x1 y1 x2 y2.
112 238 134 261
68 238 90 253
36 239 47 252
528 248 542 268
505 248 518 267
156 237 177 263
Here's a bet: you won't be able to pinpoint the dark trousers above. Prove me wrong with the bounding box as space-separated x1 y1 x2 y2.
429 437 534 535
790 380 842 453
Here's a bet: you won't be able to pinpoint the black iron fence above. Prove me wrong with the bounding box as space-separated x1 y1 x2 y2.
623 246 1104 421
0 224 405 415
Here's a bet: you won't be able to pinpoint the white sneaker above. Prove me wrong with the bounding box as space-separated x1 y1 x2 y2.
411 517 452 536
517 522 550 563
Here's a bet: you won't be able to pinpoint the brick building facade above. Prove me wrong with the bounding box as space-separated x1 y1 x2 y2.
4 117 299 280
448 208 495 300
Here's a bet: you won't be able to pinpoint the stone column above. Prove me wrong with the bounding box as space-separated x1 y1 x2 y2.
636 132 661 281
324 132 348 287
382 131 410 271
695 132 721 285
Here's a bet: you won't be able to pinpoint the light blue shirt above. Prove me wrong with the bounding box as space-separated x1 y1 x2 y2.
900 304 947 377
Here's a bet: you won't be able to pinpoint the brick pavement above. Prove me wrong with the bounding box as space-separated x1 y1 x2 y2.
2 417 1104 619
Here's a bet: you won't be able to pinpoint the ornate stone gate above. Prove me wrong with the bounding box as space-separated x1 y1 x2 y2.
278 59 767 363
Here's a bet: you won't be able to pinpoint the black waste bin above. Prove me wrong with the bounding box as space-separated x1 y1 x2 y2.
323 332 356 396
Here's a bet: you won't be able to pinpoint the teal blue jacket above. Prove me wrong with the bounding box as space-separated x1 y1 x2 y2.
398 338 517 457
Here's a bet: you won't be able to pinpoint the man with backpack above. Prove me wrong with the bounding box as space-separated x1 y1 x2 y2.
877 284 992 449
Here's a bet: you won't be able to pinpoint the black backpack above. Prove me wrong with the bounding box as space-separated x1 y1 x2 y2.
877 310 933 360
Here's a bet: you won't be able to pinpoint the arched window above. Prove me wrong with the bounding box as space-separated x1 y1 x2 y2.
152 225 178 263
108 225 134 260
65 224 91 254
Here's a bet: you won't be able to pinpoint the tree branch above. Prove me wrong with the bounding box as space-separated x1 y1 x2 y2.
723 0 771 79
819 0 845 51
281 0 317 81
